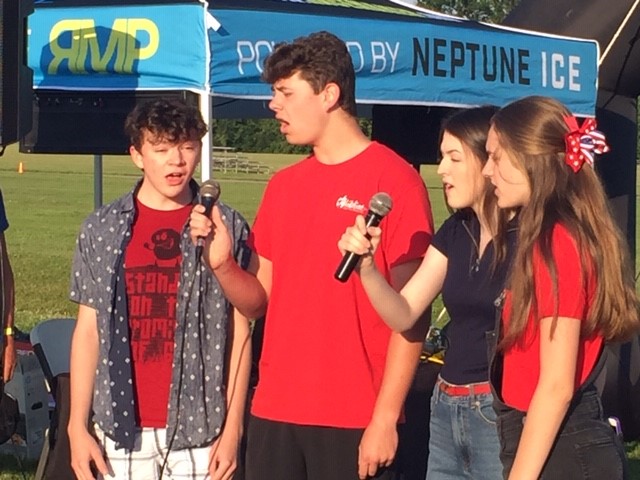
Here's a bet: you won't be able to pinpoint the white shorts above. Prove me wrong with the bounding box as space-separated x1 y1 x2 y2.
94 425 211 480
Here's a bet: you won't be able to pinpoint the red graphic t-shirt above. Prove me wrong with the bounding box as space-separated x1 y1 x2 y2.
124 199 191 427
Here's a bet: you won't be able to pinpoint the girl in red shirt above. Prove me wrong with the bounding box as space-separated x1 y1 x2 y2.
483 95 640 479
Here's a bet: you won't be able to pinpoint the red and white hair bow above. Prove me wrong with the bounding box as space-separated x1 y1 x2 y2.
564 116 610 173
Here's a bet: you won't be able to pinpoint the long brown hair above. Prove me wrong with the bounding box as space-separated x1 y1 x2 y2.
440 106 513 268
493 96 640 348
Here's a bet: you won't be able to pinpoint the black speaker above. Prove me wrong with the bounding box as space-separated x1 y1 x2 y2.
20 90 200 155
0 0 34 148
372 105 450 167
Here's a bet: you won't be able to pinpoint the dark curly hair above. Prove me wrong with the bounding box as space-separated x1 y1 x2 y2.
262 31 357 117
124 99 208 151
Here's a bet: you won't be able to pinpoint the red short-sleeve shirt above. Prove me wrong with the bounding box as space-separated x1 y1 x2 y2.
248 142 434 427
502 224 603 411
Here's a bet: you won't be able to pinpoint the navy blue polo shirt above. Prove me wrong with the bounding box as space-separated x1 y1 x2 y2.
432 210 516 385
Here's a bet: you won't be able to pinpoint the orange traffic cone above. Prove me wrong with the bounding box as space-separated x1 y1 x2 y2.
17 162 24 174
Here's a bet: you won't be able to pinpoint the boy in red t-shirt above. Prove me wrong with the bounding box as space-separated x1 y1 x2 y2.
241 31 434 480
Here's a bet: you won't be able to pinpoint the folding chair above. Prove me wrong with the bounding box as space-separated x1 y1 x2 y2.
29 318 76 480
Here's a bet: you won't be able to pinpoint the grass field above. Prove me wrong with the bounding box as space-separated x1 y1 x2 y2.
0 148 317 328
0 145 452 330
0 143 639 478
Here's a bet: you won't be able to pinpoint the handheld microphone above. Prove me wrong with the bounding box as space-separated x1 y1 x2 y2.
334 192 393 283
195 180 221 259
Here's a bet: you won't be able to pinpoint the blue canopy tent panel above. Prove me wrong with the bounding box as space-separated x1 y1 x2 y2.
29 2 210 92
26 1 216 186
208 1 599 117
27 0 600 114
23 0 601 181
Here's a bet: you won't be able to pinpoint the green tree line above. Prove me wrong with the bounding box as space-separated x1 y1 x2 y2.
211 118 372 154
417 0 518 22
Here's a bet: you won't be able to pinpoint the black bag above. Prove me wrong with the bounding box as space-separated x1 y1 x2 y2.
0 381 19 444
595 335 640 441
43 374 78 480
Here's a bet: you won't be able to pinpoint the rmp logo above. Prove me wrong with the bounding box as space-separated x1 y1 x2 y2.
47 18 159 74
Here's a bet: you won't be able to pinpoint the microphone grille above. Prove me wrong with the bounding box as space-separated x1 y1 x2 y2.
200 180 221 202
369 192 393 217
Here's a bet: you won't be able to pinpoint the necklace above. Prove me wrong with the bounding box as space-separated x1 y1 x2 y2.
462 220 481 275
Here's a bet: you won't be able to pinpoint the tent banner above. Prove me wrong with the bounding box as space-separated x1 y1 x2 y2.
210 8 598 115
28 4 208 90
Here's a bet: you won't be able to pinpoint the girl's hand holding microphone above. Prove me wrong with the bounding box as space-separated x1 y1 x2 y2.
335 192 391 282
337 214 383 274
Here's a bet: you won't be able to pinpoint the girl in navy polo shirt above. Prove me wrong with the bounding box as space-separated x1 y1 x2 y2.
339 106 516 479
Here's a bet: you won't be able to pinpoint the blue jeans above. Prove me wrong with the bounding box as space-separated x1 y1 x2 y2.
426 380 502 480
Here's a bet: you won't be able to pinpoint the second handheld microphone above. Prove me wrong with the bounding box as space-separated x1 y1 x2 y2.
334 192 393 282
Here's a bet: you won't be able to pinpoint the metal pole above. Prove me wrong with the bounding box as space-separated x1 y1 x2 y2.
200 92 211 182
94 154 103 209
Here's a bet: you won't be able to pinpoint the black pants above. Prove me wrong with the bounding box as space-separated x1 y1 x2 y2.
245 416 394 480
496 386 628 479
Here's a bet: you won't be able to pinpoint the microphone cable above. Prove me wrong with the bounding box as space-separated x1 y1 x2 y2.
158 265 197 479
159 258 253 478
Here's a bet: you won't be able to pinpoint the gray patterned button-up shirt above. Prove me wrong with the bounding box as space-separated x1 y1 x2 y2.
69 180 251 450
